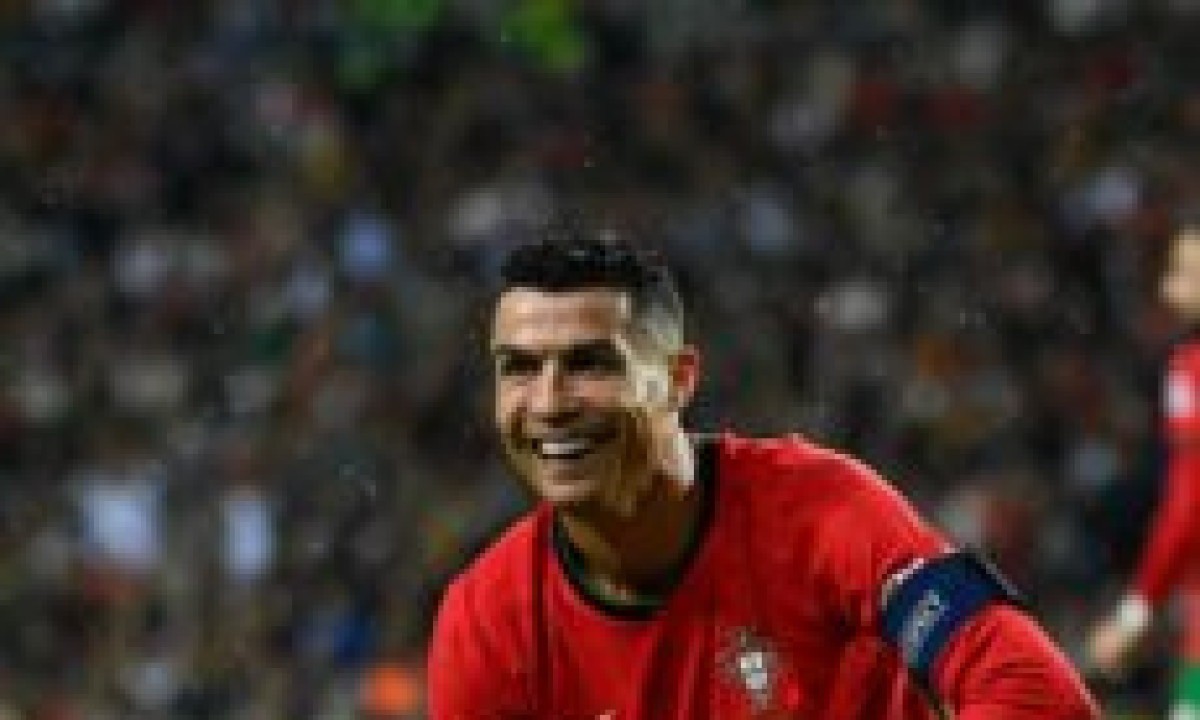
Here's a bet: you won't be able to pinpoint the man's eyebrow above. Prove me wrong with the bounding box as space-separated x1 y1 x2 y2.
564 339 621 353
490 344 536 358
490 339 619 356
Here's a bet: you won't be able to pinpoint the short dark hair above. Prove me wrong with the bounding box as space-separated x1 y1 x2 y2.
499 228 684 351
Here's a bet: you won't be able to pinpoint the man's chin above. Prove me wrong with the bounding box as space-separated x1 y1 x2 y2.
532 473 599 508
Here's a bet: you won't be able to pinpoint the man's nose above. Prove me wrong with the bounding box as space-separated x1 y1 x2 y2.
528 363 574 417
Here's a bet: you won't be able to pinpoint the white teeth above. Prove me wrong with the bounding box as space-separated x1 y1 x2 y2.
537 439 592 458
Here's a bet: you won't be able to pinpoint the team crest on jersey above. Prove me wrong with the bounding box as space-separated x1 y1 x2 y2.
718 627 783 712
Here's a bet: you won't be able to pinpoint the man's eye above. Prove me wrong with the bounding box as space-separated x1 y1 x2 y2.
563 345 625 375
497 355 540 377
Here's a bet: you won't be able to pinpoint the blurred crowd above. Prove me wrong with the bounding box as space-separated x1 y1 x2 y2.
0 0 1198 717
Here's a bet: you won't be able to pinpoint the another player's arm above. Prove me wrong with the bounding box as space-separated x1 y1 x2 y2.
1090 364 1200 674
1132 439 1200 606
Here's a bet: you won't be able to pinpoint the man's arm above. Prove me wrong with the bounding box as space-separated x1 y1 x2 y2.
1089 354 1200 675
1137 355 1200 607
1132 443 1200 605
1088 444 1200 674
934 604 1100 719
878 552 1100 718
818 454 1099 718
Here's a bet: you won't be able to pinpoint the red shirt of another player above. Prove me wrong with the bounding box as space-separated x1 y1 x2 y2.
429 434 1097 719
1133 336 1200 608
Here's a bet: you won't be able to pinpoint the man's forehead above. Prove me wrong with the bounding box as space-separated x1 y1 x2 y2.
492 288 633 339
1172 234 1200 266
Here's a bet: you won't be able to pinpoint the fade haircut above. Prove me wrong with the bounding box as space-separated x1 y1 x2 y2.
499 228 685 353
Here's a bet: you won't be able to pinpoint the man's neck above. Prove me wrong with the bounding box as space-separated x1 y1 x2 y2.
554 436 713 609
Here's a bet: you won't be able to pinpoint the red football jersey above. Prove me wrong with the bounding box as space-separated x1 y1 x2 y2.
1134 337 1200 608
429 434 1096 719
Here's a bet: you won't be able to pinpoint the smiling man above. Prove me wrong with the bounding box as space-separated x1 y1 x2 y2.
428 229 1099 718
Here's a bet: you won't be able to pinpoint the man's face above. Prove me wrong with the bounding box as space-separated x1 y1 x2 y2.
1161 229 1200 321
491 288 688 515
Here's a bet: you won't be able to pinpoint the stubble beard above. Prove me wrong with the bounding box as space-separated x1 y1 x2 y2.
501 413 660 521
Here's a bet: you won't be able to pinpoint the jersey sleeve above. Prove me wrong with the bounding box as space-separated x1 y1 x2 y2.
814 456 947 634
815 456 1098 717
1132 444 1200 605
427 577 531 719
932 605 1100 719
1129 347 1200 606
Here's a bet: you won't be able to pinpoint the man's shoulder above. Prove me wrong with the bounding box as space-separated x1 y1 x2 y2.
718 432 918 535
430 511 548 708
719 432 884 493
433 508 550 664
716 433 945 629
450 507 550 600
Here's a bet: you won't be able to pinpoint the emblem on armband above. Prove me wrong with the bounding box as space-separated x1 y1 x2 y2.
880 550 1023 686
899 589 946 665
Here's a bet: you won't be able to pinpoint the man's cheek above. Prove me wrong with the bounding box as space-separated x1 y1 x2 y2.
500 435 533 476
607 411 655 516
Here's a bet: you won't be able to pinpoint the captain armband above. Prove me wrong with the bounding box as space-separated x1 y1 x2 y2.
879 550 1024 687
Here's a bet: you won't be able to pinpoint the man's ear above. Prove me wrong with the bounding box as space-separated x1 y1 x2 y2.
667 345 701 411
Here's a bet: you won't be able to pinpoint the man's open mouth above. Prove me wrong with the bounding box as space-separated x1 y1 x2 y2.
530 431 616 461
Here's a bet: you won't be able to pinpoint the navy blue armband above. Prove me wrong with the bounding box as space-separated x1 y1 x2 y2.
879 551 1023 687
